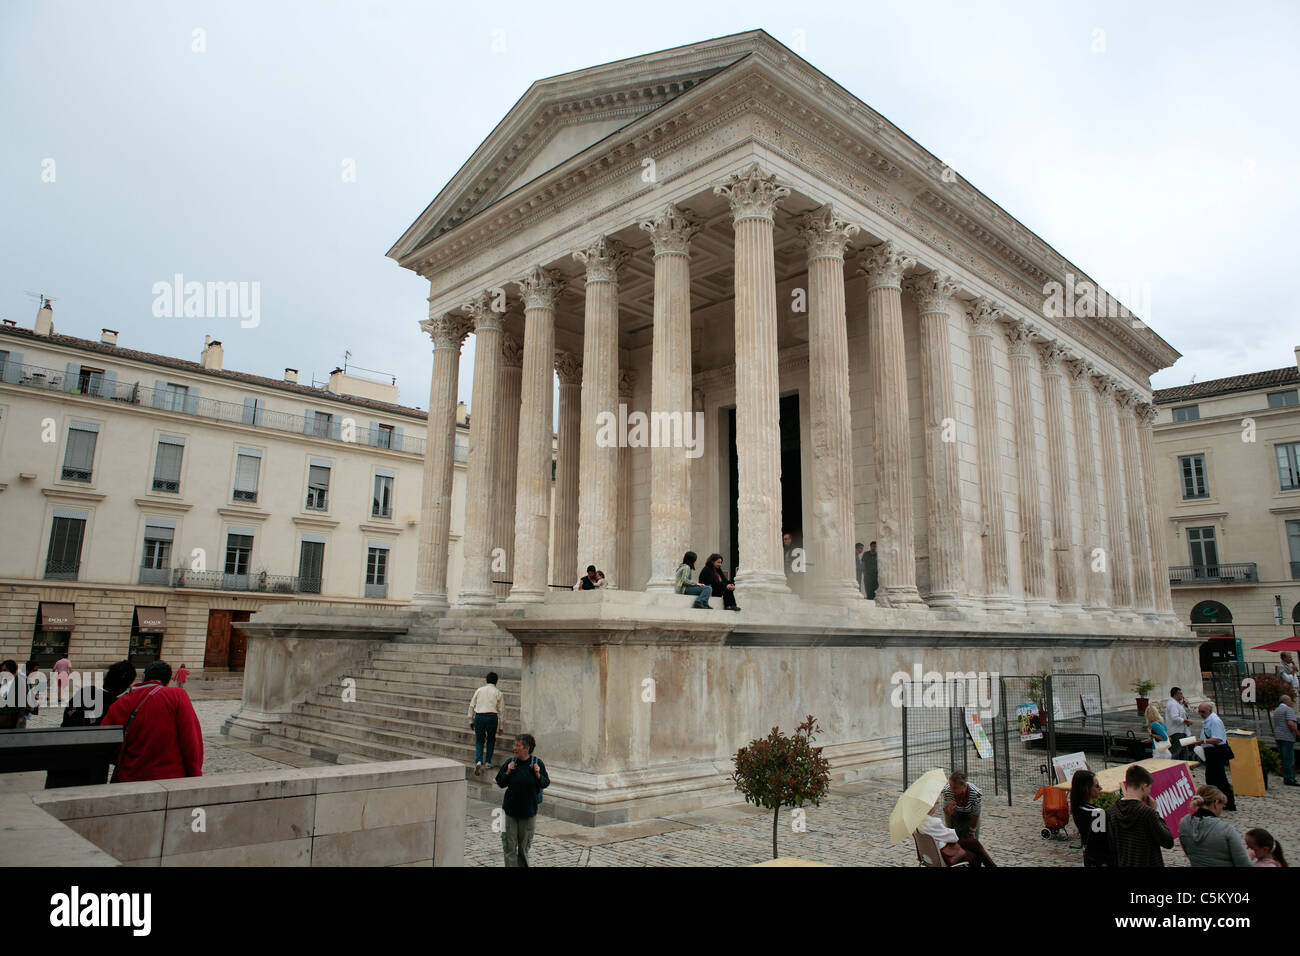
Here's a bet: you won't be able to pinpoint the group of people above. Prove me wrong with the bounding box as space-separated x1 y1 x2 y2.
918 770 998 867
0 660 45 728
1070 764 1286 867
467 672 549 867
674 551 741 610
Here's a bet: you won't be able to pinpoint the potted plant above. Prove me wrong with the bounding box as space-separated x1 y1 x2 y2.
1132 678 1156 715
731 715 831 860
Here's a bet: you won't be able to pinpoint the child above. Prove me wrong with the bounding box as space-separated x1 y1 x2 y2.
1244 828 1287 867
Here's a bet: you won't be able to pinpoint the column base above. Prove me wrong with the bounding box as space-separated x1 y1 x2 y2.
454 589 498 609
411 591 449 609
876 586 927 609
812 579 866 605
923 589 961 608
505 589 547 605
733 568 792 594
644 577 677 594
981 593 1018 613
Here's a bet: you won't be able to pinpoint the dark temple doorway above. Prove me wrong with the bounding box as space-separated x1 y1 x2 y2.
727 394 803 573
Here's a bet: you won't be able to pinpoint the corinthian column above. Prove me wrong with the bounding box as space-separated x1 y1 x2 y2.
414 310 472 606
860 241 923 607
1004 320 1049 607
1094 375 1134 611
716 164 792 595
1037 342 1079 610
968 301 1013 610
454 293 504 607
1066 359 1109 610
904 270 964 607
507 266 564 604
1137 403 1176 617
799 206 861 603
574 237 626 587
1118 390 1156 614
637 205 700 591
617 369 636 591
552 351 583 587
492 333 523 598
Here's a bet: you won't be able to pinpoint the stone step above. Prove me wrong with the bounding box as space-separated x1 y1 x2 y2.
311 683 520 713
335 673 520 696
294 701 497 744
271 722 432 763
367 659 521 682
274 716 478 764
379 640 520 658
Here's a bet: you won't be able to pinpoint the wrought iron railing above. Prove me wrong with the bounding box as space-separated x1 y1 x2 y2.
44 559 80 580
1168 563 1258 585
138 565 170 586
171 568 300 593
3 361 427 454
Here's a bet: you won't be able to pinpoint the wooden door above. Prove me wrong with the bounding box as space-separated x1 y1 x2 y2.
204 610 231 669
227 611 252 671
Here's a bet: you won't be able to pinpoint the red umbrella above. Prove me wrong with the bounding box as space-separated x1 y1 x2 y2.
1252 636 1300 651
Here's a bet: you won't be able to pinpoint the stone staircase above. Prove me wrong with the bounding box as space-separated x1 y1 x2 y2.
262 615 521 796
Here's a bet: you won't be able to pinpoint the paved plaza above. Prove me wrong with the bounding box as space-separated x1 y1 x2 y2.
14 696 1296 867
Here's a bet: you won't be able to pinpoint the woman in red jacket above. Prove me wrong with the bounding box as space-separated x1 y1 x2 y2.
103 661 203 782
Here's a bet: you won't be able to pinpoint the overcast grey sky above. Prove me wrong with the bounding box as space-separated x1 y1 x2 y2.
3 0 1296 410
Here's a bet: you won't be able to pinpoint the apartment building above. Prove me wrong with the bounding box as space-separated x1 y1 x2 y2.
0 302 469 672
1152 347 1300 670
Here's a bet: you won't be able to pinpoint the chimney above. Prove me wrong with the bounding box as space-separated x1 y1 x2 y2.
100 328 118 346
200 335 224 371
455 401 468 425
1294 345 1299 373
34 300 54 337
3 320 17 328
284 368 298 384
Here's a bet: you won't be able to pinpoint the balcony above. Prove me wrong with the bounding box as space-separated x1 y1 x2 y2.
1169 563 1259 585
3 361 428 455
172 569 301 593
44 559 80 581
138 565 170 586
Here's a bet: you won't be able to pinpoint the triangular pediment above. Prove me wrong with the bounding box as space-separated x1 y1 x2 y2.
388 31 771 262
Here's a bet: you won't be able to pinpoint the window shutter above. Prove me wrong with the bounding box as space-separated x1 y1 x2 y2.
65 362 81 392
64 429 96 473
154 442 183 484
2 351 22 384
242 397 257 425
392 426 404 451
303 409 314 435
330 417 341 441
368 422 379 447
184 386 199 415
102 370 117 398
153 380 166 409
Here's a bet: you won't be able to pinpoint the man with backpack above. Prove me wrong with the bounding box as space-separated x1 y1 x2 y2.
494 733 549 867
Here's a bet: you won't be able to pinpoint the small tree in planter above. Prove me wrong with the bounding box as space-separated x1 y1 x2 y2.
1132 678 1156 715
732 715 831 860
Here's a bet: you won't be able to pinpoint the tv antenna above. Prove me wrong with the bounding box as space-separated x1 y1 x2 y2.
24 291 57 310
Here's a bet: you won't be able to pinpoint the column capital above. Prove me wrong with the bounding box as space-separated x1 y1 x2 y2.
419 313 473 351
714 162 790 223
1136 402 1159 426
1036 339 1070 373
797 205 859 260
462 292 504 333
1002 319 1039 357
637 205 701 256
617 368 636 399
1115 387 1143 411
903 271 960 314
572 235 628 284
967 297 1006 336
501 332 524 369
1063 356 1096 386
554 351 582 386
858 240 917 290
1091 373 1119 400
515 266 565 311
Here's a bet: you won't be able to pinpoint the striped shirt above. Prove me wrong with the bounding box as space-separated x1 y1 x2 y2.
941 782 982 816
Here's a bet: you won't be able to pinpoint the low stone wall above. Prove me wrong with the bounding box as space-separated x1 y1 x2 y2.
2 759 464 866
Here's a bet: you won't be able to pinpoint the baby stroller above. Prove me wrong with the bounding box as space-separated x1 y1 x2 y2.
1033 765 1071 840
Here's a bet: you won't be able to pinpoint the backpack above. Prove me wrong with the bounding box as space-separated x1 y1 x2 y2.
530 756 543 805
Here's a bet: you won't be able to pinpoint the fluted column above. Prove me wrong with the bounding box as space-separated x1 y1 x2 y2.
859 241 923 607
507 266 564 603
968 301 1013 609
1004 320 1049 606
1118 390 1156 614
716 164 791 595
492 333 523 598
1066 359 1109 610
1037 342 1079 609
1094 375 1134 611
454 293 505 607
553 352 583 587
1137 402 1176 616
905 271 964 606
414 311 472 606
799 207 861 603
574 237 626 587
638 206 700 591
617 369 636 591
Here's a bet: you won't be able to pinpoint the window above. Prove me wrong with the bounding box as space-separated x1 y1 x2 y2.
312 412 333 438
233 449 261 502
45 515 86 580
1172 405 1199 422
61 423 98 482
299 540 324 594
376 424 394 449
1288 520 1300 580
140 522 173 585
372 473 393 518
224 533 253 578
306 463 330 510
160 383 189 413
1268 390 1299 409
77 366 105 396
1187 526 1219 571
1179 454 1209 499
1277 442 1300 492
365 545 389 598
152 436 184 493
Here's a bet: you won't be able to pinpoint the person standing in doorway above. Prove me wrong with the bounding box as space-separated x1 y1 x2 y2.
468 671 505 776
1190 701 1236 811
495 734 549 867
864 541 879 600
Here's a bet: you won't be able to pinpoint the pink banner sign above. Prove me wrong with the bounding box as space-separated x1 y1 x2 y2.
1150 763 1197 837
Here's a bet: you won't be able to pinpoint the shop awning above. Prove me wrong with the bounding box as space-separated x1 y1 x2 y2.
1253 636 1300 652
39 603 75 630
134 607 166 634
